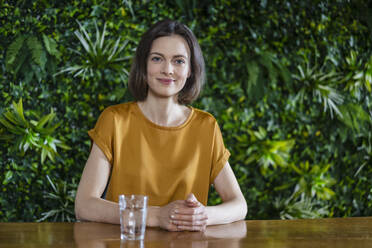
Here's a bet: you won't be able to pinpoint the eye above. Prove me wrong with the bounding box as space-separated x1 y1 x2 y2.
151 56 162 62
174 59 186 65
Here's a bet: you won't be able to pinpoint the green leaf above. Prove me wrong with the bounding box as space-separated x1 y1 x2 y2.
5 35 26 71
291 164 303 175
46 175 58 193
246 61 260 95
23 63 35 84
75 22 94 54
314 84 343 118
42 34 61 59
13 46 28 75
259 52 278 84
3 171 13 185
39 121 62 135
56 142 71 150
35 112 55 130
41 148 47 164
37 209 60 222
12 99 27 124
0 133 14 140
338 103 371 134
3 110 21 125
0 117 16 130
98 22 106 50
26 36 47 70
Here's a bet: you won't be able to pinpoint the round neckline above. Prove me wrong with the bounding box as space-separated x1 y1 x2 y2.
134 102 194 130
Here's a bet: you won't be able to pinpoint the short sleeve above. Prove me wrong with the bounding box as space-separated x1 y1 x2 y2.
87 108 115 164
210 121 230 183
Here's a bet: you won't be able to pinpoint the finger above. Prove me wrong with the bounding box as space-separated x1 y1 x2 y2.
173 206 205 215
171 219 208 226
163 221 183 232
170 201 194 215
170 213 208 223
173 200 186 205
167 224 182 232
185 201 200 208
186 193 197 202
185 193 200 206
176 225 206 232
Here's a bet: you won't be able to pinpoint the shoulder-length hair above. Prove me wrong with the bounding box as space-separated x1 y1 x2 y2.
128 19 205 105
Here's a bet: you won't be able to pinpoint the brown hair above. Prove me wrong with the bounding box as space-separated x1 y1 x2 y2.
128 20 205 105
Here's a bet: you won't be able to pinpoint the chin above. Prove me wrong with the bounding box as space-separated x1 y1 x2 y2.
148 88 182 99
150 92 178 100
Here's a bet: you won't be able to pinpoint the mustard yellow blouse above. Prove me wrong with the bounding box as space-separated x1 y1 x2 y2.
88 102 230 206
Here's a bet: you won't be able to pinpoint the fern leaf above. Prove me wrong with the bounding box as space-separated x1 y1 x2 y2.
13 47 29 75
338 103 371 133
259 52 277 84
42 34 61 59
31 63 43 82
5 35 26 71
23 63 35 84
26 36 47 70
246 61 260 88
46 57 57 76
246 61 263 100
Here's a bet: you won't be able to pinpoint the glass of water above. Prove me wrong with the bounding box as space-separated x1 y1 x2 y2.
119 195 148 240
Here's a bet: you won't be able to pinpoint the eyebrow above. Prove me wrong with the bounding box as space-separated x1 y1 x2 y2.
149 52 188 59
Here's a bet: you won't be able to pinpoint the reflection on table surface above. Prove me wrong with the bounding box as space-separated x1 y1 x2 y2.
1 217 372 247
74 220 247 248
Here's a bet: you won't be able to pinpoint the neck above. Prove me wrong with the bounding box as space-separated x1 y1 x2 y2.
138 95 190 127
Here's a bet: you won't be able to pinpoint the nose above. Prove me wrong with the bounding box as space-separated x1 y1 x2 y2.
161 61 173 75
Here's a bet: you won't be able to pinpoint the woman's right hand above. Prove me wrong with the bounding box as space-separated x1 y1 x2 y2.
157 200 186 231
157 194 208 232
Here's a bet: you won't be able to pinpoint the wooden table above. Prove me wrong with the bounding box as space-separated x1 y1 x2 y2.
1 217 372 247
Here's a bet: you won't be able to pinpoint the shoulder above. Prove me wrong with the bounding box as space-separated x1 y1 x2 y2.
100 102 136 119
191 107 219 127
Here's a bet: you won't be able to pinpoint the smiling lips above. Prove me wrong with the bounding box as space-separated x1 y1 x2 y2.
157 78 174 85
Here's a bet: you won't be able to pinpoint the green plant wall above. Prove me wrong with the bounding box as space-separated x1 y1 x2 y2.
0 0 371 221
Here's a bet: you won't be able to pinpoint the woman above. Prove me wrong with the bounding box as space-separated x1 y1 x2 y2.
75 19 247 232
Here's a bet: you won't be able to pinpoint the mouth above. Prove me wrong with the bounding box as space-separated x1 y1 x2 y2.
157 78 174 85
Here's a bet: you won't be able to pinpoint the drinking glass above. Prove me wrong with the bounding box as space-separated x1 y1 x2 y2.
119 195 148 240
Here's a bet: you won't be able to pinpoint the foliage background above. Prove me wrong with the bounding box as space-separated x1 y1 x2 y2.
0 0 371 221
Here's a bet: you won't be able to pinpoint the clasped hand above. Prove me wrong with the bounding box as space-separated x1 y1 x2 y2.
158 193 208 232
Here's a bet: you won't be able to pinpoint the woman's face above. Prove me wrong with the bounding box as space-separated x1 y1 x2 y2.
146 35 191 101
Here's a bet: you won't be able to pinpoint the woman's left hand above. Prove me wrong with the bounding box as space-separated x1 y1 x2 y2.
169 193 208 231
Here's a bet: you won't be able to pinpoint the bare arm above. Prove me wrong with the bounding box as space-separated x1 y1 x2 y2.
75 143 160 225
75 143 120 224
76 144 245 229
75 143 185 229
205 161 247 225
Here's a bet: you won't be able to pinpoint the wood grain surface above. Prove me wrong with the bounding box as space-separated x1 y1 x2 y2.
1 217 371 247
